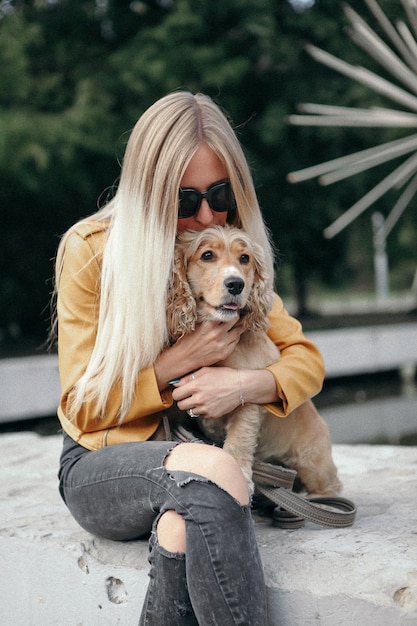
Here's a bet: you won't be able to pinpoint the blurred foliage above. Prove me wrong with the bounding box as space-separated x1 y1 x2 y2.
0 0 415 344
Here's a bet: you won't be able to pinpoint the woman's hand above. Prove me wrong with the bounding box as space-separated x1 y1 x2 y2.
177 319 244 366
154 319 243 391
172 366 279 419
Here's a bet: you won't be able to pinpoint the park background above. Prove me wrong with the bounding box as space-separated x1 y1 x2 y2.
0 0 416 441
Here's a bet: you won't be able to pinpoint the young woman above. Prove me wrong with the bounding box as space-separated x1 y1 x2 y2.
53 91 324 625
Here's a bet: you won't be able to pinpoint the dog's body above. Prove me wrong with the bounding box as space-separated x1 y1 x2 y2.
167 225 341 496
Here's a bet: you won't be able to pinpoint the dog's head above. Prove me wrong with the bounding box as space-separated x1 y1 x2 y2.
167 225 274 340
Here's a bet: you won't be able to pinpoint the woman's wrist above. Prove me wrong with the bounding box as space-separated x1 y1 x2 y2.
236 369 245 406
154 341 197 391
236 368 279 406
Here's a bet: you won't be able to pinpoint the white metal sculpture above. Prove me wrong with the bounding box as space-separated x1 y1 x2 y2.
287 0 417 242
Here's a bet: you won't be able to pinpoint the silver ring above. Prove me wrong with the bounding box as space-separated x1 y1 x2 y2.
191 374 195 380
188 408 200 418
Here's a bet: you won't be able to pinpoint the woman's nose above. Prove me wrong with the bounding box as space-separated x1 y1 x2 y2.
195 199 214 225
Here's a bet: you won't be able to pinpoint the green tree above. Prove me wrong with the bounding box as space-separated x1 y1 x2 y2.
0 0 412 348
0 3 118 343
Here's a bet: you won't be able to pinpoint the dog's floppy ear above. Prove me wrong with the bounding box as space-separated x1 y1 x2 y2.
243 242 275 333
167 242 198 340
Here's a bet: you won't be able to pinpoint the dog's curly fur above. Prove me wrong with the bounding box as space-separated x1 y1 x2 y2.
167 225 342 496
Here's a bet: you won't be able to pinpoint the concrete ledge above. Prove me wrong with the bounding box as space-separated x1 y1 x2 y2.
1 323 416 423
321 395 417 444
0 354 59 421
1 433 416 625
307 323 417 378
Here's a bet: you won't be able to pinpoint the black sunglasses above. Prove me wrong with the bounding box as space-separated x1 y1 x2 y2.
178 181 237 219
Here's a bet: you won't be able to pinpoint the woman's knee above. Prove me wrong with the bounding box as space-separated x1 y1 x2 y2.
158 444 249 553
164 442 249 505
157 509 186 553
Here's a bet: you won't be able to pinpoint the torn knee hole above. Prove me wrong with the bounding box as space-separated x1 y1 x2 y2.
157 510 186 554
162 443 180 468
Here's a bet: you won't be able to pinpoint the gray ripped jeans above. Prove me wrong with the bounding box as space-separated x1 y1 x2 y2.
59 434 268 625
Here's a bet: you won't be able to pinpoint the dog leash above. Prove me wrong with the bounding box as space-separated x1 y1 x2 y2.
170 420 357 529
253 460 356 529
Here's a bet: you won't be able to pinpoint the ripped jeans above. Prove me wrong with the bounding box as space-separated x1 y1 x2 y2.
58 434 268 625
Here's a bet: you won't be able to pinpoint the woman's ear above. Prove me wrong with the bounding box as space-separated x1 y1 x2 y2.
166 243 197 340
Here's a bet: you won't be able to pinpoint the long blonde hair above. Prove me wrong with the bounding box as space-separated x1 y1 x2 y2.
54 91 275 421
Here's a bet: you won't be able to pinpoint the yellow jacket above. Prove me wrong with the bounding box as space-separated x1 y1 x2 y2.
57 220 325 450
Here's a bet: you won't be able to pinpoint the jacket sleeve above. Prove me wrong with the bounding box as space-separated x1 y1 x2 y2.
264 295 325 417
57 227 172 435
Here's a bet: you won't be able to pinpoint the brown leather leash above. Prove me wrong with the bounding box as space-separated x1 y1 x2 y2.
253 460 356 529
169 420 357 529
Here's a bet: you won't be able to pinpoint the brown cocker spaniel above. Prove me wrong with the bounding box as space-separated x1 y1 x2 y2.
167 225 341 496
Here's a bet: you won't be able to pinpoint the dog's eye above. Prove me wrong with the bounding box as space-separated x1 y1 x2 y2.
201 250 215 261
239 254 250 265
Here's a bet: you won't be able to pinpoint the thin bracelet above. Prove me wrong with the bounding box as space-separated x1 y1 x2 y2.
237 369 245 406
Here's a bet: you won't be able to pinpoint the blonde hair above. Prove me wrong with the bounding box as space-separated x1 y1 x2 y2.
54 91 275 421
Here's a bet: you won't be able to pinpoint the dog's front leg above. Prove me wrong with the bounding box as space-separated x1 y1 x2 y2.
223 404 261 495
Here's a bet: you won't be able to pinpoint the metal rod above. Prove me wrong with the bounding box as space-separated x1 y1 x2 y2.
401 0 417 41
384 171 417 236
306 45 417 112
323 151 417 238
396 20 417 60
296 103 417 120
320 135 417 185
363 0 416 67
347 22 417 94
287 133 417 183
288 113 417 127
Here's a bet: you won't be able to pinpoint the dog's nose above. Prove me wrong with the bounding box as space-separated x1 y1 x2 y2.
224 277 244 295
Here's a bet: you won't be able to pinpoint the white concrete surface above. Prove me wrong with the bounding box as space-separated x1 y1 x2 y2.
1 433 416 625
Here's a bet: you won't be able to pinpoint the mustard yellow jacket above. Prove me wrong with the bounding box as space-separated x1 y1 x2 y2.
57 220 325 450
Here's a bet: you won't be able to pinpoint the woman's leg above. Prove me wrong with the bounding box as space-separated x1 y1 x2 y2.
138 533 198 626
178 478 266 625
157 442 250 553
60 440 174 540
60 440 267 626
147 443 267 625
